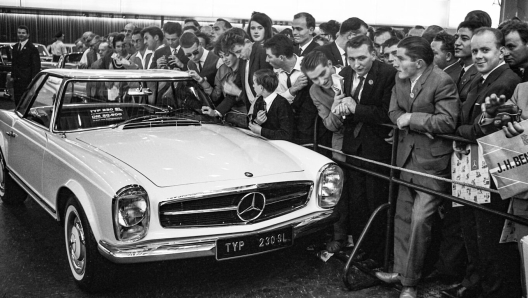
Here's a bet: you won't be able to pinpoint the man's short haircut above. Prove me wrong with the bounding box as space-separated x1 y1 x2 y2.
180 32 200 48
473 27 504 48
457 21 483 33
346 35 375 53
132 28 143 36
293 12 316 29
141 26 164 42
340 17 368 35
414 25 426 30
217 18 233 29
433 31 455 56
54 31 63 38
397 36 434 65
319 20 340 40
421 25 444 43
382 36 401 49
374 26 395 38
253 69 279 93
500 21 528 44
465 10 492 28
183 26 199 33
17 25 29 34
163 22 183 37
184 18 200 28
247 12 273 42
300 51 330 74
196 32 211 48
263 34 294 58
112 33 126 48
219 28 249 54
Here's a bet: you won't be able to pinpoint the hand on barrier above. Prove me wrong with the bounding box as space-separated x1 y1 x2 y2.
502 121 525 138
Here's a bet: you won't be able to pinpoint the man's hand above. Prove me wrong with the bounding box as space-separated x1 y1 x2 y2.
332 103 351 116
188 70 203 82
249 121 262 135
289 73 308 94
481 93 507 118
503 121 525 138
167 54 182 69
255 110 267 125
342 97 357 114
384 130 394 145
201 106 216 117
223 80 242 97
156 56 167 69
396 113 412 129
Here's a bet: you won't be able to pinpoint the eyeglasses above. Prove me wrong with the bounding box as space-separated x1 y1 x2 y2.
185 49 200 57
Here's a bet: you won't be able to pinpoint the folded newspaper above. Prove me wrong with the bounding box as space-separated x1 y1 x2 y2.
478 120 528 199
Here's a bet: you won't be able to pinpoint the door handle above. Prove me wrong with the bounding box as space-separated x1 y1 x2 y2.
5 131 17 137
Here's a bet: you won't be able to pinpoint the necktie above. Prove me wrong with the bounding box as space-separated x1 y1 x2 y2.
286 69 296 88
352 76 365 102
18 43 22 51
252 96 265 120
299 47 303 56
343 54 348 67
352 76 365 138
457 67 466 86
197 61 202 72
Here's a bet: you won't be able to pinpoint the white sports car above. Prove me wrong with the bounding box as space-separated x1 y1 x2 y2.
0 69 343 291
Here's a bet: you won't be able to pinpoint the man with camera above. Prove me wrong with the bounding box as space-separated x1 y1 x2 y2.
152 22 189 70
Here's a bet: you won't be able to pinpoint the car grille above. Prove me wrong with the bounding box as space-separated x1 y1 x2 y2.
159 181 313 228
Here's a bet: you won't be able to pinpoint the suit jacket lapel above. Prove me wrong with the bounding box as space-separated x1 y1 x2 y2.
342 67 354 97
409 64 434 107
361 60 379 102
332 42 342 66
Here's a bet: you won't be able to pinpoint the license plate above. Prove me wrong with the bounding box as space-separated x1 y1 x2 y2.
216 227 293 260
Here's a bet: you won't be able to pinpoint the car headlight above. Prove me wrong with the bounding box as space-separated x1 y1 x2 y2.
317 164 344 208
112 185 150 242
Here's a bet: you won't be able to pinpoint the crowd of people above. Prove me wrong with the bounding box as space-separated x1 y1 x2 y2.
10 8 528 298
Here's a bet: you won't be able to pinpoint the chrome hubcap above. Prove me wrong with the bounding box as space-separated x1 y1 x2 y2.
67 214 86 275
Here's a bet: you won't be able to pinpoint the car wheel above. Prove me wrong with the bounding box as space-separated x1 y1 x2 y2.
64 196 114 292
0 150 27 205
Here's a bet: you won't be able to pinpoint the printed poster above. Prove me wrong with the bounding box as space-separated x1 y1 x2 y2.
451 144 491 207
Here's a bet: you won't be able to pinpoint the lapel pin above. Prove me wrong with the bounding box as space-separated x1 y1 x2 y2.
410 92 415 99
368 80 373 85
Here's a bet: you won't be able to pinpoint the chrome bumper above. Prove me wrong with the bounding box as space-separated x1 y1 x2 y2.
98 210 337 264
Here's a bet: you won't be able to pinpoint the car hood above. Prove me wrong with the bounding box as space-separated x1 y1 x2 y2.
75 125 303 187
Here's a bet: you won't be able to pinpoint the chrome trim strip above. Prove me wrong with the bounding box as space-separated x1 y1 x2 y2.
160 181 313 206
161 206 238 216
98 210 335 264
8 171 57 219
266 191 308 204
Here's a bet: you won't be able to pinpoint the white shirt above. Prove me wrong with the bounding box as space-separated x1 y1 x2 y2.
351 72 369 101
18 39 28 51
274 55 304 104
482 61 506 81
337 44 347 67
463 63 474 73
299 39 313 55
245 61 256 104
411 74 422 91
263 92 277 112
51 40 67 56
136 49 153 69
170 45 180 56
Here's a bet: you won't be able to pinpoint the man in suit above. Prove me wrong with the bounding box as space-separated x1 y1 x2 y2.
292 12 319 56
318 17 368 68
375 36 460 298
12 25 41 106
432 31 462 82
500 21 528 82
381 36 401 67
218 28 272 111
152 22 189 70
443 27 522 298
330 36 397 261
180 32 222 87
373 27 396 61
212 18 232 43
454 21 483 102
264 34 327 146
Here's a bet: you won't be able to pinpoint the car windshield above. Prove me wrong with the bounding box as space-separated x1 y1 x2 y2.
52 78 217 131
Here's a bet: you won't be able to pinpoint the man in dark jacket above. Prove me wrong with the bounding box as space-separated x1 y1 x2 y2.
12 25 41 105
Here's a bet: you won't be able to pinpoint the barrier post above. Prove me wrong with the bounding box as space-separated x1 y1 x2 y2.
385 128 399 271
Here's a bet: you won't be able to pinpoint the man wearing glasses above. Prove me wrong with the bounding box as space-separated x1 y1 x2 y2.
181 32 222 87
318 17 369 69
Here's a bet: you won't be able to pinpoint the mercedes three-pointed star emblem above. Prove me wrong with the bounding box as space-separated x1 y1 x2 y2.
237 192 266 222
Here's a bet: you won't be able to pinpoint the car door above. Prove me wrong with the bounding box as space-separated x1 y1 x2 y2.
6 74 59 201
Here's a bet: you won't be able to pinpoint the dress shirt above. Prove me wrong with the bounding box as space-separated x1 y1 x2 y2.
274 55 304 103
410 74 423 91
463 63 474 73
170 45 180 55
263 92 277 112
18 39 28 51
482 61 506 81
299 38 314 55
136 49 153 69
245 61 256 104
351 72 369 101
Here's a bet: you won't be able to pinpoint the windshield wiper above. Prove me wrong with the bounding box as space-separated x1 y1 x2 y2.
113 114 200 129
